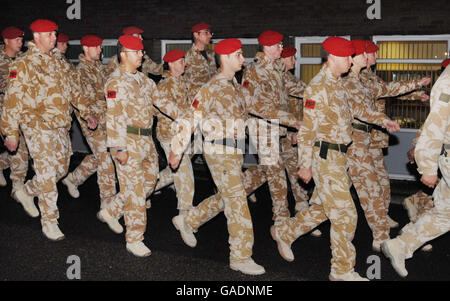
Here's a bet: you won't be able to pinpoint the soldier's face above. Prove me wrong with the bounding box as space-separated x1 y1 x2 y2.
227 49 245 72
57 42 68 54
194 30 212 46
331 54 352 75
4 37 23 54
85 45 102 61
169 58 186 76
264 43 283 61
282 56 295 71
352 52 368 69
35 31 57 52
122 48 144 69
367 52 378 66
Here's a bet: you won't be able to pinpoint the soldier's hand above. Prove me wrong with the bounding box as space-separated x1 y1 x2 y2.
87 116 98 130
116 150 129 165
419 77 431 86
407 148 415 163
420 94 430 102
386 120 400 133
5 139 18 152
295 120 302 130
169 151 181 170
291 133 298 145
421 174 438 188
297 168 312 184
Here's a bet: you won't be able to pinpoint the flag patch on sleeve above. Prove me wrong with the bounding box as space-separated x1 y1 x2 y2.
305 99 316 109
9 71 17 79
192 99 199 109
107 91 117 99
243 80 250 88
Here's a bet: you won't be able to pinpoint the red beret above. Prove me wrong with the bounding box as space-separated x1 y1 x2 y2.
2 26 24 39
81 35 103 47
365 41 379 53
281 46 297 58
322 37 355 57
214 38 242 55
57 33 69 43
122 26 144 35
441 58 450 68
191 22 210 33
30 19 58 33
351 40 367 56
119 35 143 51
164 49 185 63
258 30 283 46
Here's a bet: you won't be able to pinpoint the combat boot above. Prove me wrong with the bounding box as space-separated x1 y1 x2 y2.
42 223 65 241
230 258 265 275
270 225 294 262
126 241 151 257
97 209 123 234
14 187 39 218
310 229 322 237
381 239 408 277
62 176 80 198
329 270 369 281
172 214 197 247
387 215 399 228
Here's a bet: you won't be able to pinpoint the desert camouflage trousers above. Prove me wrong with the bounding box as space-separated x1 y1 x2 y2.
243 137 309 211
155 140 194 210
368 147 391 213
185 143 254 263
397 155 449 258
0 131 29 190
348 131 389 243
107 135 159 243
242 137 290 223
405 189 435 223
275 147 357 275
22 127 72 227
67 116 118 208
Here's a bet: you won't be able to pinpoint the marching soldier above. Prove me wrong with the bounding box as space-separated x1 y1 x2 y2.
362 40 431 228
242 30 300 225
270 37 400 281
169 38 265 275
1 19 74 241
382 63 450 278
184 22 217 100
105 26 163 78
0 26 29 195
56 33 69 59
61 35 121 218
104 35 159 257
153 49 195 216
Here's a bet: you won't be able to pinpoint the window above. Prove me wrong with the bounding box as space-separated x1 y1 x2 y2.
372 35 450 129
294 36 350 84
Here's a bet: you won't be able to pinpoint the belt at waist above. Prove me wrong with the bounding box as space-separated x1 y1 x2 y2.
352 123 373 133
314 141 350 153
207 138 245 149
127 125 152 136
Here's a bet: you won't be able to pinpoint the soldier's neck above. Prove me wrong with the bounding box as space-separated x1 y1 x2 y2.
5 47 18 58
195 41 206 51
221 66 235 80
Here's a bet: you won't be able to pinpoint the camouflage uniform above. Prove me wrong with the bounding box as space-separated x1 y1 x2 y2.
343 70 400 244
361 68 424 213
65 54 119 209
171 72 254 264
0 42 74 228
154 70 194 211
104 54 163 78
105 65 159 244
273 64 381 276
0 45 29 191
184 43 217 101
389 65 450 258
242 52 299 223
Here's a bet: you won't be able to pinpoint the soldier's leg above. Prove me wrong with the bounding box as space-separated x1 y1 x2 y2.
262 157 290 223
143 140 159 199
154 166 174 191
8 132 29 193
348 145 389 248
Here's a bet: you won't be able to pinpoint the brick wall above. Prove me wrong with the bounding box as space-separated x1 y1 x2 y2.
2 0 449 62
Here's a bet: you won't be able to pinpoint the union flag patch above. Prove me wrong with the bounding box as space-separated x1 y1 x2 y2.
107 91 116 99
243 80 250 88
305 99 316 109
192 99 199 109
9 71 17 79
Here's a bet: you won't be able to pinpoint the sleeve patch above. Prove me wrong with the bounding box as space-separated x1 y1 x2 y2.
439 93 450 103
305 99 316 109
107 91 117 99
192 99 199 109
9 71 17 79
243 80 250 88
